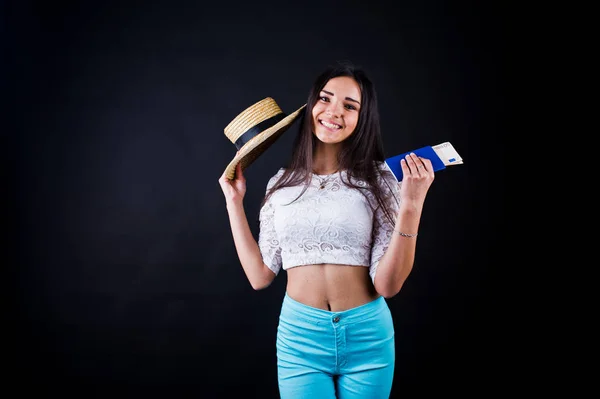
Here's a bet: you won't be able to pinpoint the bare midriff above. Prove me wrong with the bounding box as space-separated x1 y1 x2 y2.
286 264 380 312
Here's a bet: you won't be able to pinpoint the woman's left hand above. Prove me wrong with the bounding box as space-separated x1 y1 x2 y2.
398 152 435 206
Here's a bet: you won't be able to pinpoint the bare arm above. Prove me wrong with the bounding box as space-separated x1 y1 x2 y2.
219 163 276 290
374 153 434 298
373 202 422 297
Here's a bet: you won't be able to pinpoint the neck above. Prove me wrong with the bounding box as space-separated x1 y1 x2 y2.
313 143 341 175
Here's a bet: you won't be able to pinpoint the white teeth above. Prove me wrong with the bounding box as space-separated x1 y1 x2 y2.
321 120 341 129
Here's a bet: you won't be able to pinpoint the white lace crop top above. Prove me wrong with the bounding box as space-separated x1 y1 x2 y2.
258 163 402 283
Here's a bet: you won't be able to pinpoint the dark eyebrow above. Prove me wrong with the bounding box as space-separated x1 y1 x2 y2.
321 89 361 105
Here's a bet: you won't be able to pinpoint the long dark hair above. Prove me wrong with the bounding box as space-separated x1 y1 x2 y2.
262 61 398 225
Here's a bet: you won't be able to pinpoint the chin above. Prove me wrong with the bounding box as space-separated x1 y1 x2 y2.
315 130 346 144
315 135 341 145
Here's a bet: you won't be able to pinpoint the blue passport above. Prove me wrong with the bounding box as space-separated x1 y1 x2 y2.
384 142 463 181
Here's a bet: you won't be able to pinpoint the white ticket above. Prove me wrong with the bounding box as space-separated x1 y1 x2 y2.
432 142 463 166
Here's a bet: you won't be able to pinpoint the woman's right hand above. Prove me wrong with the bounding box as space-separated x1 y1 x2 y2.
218 162 247 207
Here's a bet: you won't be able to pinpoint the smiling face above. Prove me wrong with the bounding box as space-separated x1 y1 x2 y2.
311 76 361 145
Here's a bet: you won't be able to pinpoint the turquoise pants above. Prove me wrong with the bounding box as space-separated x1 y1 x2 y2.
276 293 395 398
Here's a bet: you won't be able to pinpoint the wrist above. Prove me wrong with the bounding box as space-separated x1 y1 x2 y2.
226 200 244 212
398 201 423 216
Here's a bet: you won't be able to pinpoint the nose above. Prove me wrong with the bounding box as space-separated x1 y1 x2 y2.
325 100 343 118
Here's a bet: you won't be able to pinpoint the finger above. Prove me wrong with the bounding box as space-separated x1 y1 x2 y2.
220 171 233 185
419 157 434 175
404 153 419 174
399 158 410 177
410 154 426 174
406 153 428 175
218 172 228 185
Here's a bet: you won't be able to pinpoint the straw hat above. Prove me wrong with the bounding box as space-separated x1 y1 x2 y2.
223 97 305 180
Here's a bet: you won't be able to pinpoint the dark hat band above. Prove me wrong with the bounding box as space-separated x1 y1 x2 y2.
234 113 287 150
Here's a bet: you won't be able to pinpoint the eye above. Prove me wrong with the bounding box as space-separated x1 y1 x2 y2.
345 104 357 110
319 96 330 102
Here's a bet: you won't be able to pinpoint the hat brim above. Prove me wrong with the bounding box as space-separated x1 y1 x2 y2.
224 104 306 180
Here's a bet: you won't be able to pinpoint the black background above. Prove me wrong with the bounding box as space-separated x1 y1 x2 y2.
7 0 507 397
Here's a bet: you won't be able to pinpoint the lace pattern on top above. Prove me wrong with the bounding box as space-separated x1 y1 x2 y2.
258 163 401 283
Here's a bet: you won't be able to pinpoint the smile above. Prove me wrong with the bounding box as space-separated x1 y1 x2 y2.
319 120 342 129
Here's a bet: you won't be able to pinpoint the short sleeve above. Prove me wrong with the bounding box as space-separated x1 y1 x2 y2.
369 167 401 284
258 169 284 275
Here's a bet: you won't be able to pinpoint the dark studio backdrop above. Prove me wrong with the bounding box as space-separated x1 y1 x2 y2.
7 0 507 397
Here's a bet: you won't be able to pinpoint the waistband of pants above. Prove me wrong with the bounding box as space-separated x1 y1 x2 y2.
282 292 387 325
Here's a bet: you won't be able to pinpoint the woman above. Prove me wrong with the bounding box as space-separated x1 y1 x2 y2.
218 61 435 398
